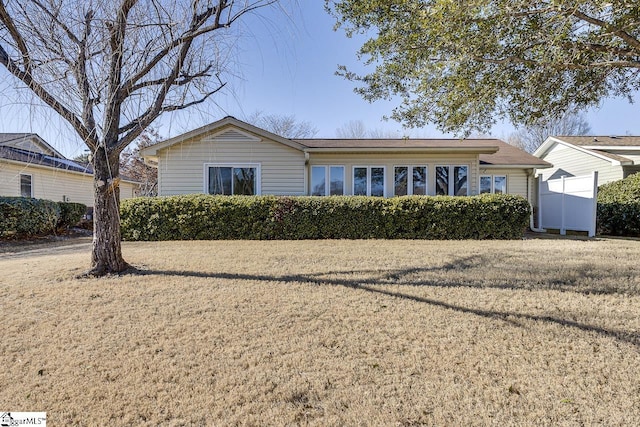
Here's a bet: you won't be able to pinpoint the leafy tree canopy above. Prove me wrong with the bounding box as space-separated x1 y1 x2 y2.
326 0 640 135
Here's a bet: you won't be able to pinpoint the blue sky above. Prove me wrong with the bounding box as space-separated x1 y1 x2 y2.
0 1 638 158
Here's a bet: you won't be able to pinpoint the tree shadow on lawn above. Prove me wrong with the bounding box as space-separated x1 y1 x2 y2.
135 258 640 349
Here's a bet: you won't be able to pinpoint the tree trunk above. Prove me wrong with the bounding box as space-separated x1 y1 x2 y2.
89 147 129 276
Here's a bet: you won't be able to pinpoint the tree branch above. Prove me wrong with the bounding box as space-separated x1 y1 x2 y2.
0 44 96 148
0 1 31 71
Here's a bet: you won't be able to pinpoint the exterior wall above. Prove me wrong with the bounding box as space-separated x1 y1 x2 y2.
307 152 480 196
158 128 305 196
538 143 623 185
0 160 138 206
480 167 530 199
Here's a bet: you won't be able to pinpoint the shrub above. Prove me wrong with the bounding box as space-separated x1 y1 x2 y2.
0 197 87 238
0 197 60 237
121 194 531 241
597 173 640 236
58 202 87 230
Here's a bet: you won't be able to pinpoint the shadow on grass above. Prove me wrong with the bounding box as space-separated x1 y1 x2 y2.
133 260 640 349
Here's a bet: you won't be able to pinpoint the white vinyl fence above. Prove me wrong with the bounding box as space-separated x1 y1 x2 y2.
538 172 598 237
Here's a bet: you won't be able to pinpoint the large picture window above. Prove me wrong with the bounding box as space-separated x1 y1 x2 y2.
436 165 468 196
207 164 258 195
353 166 385 197
480 175 507 194
394 166 427 196
311 166 344 196
20 174 32 197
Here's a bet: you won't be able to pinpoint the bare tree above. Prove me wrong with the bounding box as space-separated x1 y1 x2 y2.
0 0 281 275
120 129 160 197
246 111 317 139
336 120 367 139
335 119 402 139
509 112 592 153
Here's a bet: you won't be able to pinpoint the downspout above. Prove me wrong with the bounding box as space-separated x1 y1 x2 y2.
527 170 545 233
304 151 309 196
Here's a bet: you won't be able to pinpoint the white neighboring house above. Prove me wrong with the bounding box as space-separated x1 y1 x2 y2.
534 136 640 185
0 133 140 206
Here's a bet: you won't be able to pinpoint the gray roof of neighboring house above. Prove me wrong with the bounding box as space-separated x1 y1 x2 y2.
555 136 640 147
0 146 93 174
0 133 38 144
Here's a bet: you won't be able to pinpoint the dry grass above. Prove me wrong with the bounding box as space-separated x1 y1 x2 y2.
1 236 640 426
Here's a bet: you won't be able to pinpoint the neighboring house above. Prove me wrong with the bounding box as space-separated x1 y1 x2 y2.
142 117 550 207
0 133 140 206
534 136 640 185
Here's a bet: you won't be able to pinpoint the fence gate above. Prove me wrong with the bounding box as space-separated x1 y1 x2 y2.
538 172 598 237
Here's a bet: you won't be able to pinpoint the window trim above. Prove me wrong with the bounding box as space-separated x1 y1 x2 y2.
352 165 386 197
479 174 507 194
20 173 33 198
203 163 261 195
436 165 469 196
393 165 428 196
310 165 345 196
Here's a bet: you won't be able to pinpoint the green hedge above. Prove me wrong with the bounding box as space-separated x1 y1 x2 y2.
597 173 640 236
0 197 87 238
58 202 88 230
120 194 531 241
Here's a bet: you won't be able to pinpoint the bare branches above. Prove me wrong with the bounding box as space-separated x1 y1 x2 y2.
0 1 31 71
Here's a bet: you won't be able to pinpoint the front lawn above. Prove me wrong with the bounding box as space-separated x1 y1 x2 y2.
1 237 639 425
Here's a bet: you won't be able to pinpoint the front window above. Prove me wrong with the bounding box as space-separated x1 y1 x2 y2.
20 174 32 197
395 166 427 196
208 165 257 195
480 175 507 194
311 166 345 196
353 166 385 197
436 165 468 196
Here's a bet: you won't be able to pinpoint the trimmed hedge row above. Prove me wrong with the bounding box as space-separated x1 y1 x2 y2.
0 197 87 238
597 173 640 236
120 194 531 241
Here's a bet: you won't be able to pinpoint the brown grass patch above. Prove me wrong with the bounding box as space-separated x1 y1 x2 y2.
1 237 639 425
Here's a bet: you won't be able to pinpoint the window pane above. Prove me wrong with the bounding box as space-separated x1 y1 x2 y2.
329 166 344 196
371 167 384 197
354 167 367 196
454 166 468 196
412 166 427 195
209 167 232 195
20 174 32 197
233 167 255 195
311 166 326 196
436 166 449 196
480 176 492 194
394 166 408 196
494 176 506 194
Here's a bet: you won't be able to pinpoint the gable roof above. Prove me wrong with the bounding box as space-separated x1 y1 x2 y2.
534 136 636 165
0 133 66 158
141 116 307 157
142 117 549 168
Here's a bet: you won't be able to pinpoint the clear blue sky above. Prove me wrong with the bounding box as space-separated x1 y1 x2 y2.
0 1 638 158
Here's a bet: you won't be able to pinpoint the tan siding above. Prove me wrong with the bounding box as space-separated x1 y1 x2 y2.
158 131 306 196
308 152 479 196
0 160 138 206
539 143 623 185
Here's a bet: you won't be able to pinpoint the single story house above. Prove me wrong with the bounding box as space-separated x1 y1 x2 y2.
534 136 640 185
141 116 550 207
0 133 140 206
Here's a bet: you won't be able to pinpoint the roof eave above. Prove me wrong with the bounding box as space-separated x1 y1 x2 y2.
304 146 500 154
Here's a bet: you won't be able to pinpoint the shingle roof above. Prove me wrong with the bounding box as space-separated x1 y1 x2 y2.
556 136 640 146
296 138 550 167
0 146 92 173
0 133 37 144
